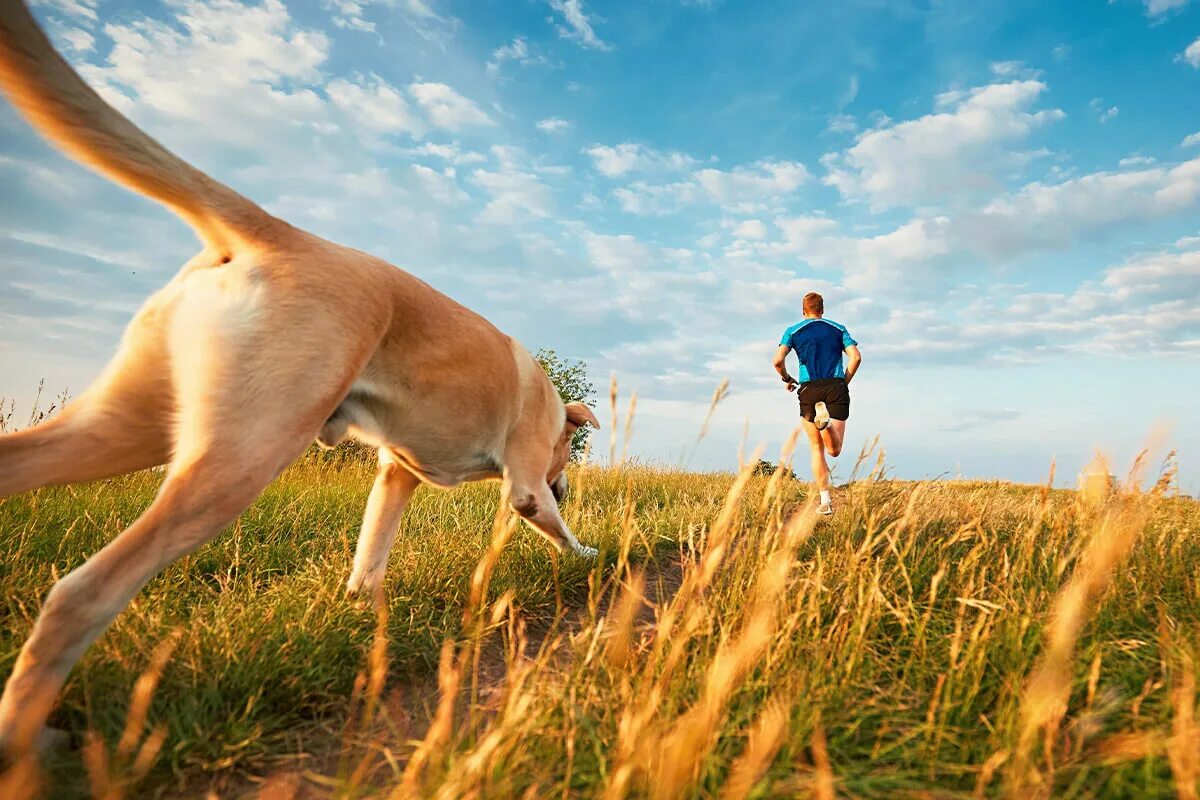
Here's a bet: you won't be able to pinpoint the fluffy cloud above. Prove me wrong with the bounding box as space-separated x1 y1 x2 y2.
411 164 468 206
1090 97 1119 123
84 0 330 136
585 142 697 176
472 168 554 224
865 244 1200 366
823 80 1064 209
1184 131 1200 148
731 219 768 240
400 142 487 164
1144 0 1191 15
964 157 1200 258
547 0 610 51
44 17 95 53
769 215 951 293
536 117 571 133
409 82 495 131
694 162 809 202
581 231 654 273
1184 37 1200 68
754 154 1200 298
328 0 459 40
487 36 558 75
327 0 377 32
613 160 809 215
327 75 427 139
34 0 99 23
826 113 856 134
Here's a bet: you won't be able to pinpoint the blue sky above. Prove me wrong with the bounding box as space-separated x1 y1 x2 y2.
2 0 1198 491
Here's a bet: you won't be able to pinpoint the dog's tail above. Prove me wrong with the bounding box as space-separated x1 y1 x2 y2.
0 1 285 253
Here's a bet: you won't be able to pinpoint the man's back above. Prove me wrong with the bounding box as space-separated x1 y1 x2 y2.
780 318 856 383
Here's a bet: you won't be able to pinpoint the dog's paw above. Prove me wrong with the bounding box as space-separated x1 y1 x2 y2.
345 574 387 611
574 544 599 559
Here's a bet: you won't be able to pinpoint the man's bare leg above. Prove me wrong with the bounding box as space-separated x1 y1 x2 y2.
820 419 845 457
802 418 831 493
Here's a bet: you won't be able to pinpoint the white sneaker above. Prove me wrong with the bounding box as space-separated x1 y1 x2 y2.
813 401 831 431
817 501 834 517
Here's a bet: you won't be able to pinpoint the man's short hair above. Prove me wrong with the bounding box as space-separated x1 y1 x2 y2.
803 292 824 316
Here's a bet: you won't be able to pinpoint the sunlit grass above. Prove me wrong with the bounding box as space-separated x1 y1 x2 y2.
1 442 1197 798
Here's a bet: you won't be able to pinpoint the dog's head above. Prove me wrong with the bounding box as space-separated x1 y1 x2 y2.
548 402 600 501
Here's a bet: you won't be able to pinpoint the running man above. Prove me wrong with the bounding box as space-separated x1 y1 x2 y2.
772 292 862 516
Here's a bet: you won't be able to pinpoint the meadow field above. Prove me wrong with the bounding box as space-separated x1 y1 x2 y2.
0 439 1197 799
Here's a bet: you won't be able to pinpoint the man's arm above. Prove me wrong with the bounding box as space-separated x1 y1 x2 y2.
843 344 862 385
773 345 797 391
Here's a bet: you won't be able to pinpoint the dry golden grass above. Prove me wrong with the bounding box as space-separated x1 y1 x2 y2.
1 429 1197 798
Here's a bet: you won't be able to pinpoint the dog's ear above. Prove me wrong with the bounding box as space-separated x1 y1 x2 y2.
565 402 600 430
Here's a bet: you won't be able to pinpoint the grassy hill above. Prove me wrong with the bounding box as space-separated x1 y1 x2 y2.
1 448 1197 798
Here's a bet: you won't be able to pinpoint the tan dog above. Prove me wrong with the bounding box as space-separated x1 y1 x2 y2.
0 1 599 752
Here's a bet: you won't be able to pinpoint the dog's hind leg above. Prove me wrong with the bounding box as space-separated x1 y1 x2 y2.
0 347 173 498
0 349 349 754
0 429 310 755
0 280 382 754
345 448 420 598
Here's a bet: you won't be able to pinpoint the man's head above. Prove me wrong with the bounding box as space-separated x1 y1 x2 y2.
803 292 824 318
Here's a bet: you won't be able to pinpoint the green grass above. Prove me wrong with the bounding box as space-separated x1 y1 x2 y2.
1 448 1198 798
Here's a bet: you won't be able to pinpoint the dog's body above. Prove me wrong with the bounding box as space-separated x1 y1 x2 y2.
0 0 597 751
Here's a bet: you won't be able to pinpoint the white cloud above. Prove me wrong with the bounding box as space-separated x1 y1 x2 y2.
487 36 557 75
581 231 654 273
867 244 1200 365
61 26 94 52
1090 98 1119 123
731 219 768 240
770 214 952 292
328 0 460 40
1184 132 1200 148
826 113 857 135
763 156 1200 295
409 82 495 130
327 0 377 32
989 60 1038 78
76 0 331 158
585 142 697 177
613 160 809 215
838 74 859 107
547 0 611 51
328 75 426 139
1103 247 1200 302
472 168 554 224
536 117 571 133
34 0 99 23
1144 0 1191 15
1184 37 1200 68
44 17 96 53
400 142 487 164
694 161 809 202
823 80 1064 209
411 164 468 205
967 157 1200 257
1118 154 1157 168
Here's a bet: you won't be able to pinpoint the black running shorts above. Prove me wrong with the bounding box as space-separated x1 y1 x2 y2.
798 378 850 422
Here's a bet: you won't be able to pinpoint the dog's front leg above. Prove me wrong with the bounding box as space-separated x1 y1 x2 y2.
504 459 597 559
346 449 420 598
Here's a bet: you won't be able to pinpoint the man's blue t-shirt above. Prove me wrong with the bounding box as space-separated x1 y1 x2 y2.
780 318 857 383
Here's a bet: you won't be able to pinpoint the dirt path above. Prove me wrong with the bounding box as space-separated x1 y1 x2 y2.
184 552 686 799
